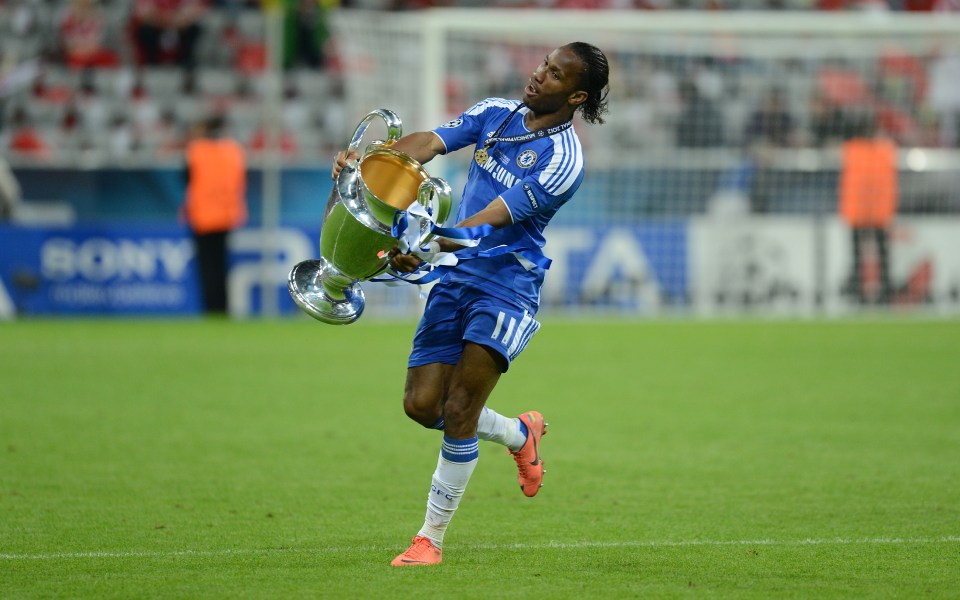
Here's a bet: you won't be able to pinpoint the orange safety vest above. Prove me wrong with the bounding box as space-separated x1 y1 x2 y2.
838 137 898 228
184 137 247 234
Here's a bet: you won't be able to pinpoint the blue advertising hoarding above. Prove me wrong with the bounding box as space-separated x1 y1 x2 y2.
0 222 688 318
0 223 201 316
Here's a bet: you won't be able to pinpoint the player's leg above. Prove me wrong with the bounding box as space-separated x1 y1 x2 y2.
403 283 462 432
462 297 547 497
403 285 532 447
406 362 526 447
392 342 502 566
402 363 453 430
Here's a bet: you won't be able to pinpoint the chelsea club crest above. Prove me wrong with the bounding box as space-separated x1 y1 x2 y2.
516 149 537 169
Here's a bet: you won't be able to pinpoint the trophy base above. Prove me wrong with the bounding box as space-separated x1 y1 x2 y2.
287 259 366 325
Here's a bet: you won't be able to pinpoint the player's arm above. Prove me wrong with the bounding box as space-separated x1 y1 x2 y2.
390 197 512 272
435 197 512 250
424 196 512 252
331 132 445 181
390 132 446 166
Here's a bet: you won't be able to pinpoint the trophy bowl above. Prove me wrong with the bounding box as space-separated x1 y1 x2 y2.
287 109 452 325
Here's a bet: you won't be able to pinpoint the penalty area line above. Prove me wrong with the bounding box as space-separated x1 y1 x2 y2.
2 535 958 561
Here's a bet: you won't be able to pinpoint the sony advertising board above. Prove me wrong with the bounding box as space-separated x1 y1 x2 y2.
0 222 688 318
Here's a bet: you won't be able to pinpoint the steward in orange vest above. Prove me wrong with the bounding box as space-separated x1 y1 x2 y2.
839 136 898 229
184 119 247 234
838 121 897 304
183 115 247 314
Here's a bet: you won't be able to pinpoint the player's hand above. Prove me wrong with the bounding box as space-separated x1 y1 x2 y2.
331 149 361 181
388 247 423 273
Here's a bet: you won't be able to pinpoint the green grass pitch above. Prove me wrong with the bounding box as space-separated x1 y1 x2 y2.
1 317 958 598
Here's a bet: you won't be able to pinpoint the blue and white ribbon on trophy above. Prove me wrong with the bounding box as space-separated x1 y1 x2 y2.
374 202 551 288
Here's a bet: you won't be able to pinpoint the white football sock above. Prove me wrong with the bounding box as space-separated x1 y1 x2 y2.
417 436 479 549
477 407 526 452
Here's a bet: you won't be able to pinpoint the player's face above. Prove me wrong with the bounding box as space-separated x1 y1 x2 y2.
522 47 587 116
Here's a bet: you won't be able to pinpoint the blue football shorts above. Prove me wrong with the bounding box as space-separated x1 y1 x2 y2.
408 282 541 372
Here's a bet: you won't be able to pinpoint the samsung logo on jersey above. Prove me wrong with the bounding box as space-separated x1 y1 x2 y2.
480 155 518 188
522 183 538 209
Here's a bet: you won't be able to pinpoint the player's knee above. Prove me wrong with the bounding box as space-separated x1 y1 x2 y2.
438 391 476 437
402 392 441 428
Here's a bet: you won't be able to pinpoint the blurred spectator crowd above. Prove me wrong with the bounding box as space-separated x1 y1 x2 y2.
1 0 959 167
601 50 960 154
1 0 343 165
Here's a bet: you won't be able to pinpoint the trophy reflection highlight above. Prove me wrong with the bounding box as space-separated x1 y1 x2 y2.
288 109 452 324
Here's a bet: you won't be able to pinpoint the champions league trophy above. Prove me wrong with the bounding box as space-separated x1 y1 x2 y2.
288 109 452 325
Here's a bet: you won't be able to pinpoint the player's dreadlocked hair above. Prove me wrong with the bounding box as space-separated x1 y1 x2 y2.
567 42 610 125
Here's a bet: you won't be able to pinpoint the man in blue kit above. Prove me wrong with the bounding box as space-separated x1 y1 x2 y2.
333 42 609 566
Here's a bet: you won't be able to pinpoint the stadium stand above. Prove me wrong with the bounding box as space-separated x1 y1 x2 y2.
2 0 958 172
2 2 959 319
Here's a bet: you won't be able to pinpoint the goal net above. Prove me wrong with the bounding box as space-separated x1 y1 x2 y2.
331 10 960 317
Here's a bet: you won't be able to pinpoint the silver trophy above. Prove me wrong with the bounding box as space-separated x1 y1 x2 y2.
288 109 452 324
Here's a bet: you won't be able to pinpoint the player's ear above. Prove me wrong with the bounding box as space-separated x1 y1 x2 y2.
567 90 588 108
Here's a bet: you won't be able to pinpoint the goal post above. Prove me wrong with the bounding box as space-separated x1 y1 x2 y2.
331 9 960 316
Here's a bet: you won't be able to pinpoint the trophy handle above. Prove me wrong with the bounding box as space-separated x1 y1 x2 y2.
346 109 403 157
418 177 452 223
416 177 453 244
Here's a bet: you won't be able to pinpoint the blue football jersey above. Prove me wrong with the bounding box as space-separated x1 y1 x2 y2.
431 98 585 312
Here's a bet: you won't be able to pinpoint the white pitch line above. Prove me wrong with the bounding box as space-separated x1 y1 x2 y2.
2 536 958 561
483 536 960 549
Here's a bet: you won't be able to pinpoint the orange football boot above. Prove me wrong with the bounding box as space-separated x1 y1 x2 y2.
390 535 442 566
509 411 547 497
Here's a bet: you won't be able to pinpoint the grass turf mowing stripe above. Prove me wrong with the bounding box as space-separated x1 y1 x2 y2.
4 535 958 560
